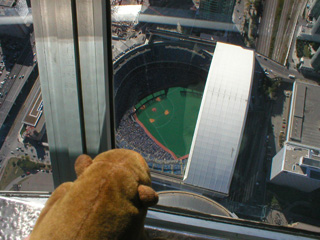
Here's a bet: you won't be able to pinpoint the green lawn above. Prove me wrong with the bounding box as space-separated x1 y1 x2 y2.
136 86 203 158
0 158 24 190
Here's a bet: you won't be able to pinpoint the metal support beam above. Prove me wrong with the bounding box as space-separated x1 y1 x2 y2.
31 0 114 187
75 0 115 156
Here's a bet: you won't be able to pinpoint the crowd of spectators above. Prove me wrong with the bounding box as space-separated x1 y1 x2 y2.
113 42 212 175
116 108 187 175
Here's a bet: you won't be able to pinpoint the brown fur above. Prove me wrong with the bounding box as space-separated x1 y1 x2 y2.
30 149 158 240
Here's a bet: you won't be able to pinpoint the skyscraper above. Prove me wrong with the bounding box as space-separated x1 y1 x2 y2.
310 0 320 20
199 0 235 22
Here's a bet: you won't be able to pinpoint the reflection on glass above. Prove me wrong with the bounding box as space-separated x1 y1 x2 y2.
0 0 319 236
0 0 54 192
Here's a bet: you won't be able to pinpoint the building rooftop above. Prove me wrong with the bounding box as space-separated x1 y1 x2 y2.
288 82 320 149
297 25 320 43
300 58 313 68
23 89 43 127
270 82 320 191
283 145 309 174
184 42 254 195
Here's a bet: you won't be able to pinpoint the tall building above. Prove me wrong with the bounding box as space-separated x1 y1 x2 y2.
199 0 235 22
299 0 320 41
270 82 320 192
311 16 320 36
311 46 320 71
296 1 320 75
0 0 30 38
310 0 320 20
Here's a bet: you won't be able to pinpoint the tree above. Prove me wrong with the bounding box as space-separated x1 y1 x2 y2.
270 195 282 210
248 38 255 48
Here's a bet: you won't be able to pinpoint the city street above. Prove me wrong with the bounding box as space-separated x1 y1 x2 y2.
256 53 319 85
0 34 37 128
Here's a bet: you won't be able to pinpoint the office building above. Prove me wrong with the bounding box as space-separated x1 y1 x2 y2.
0 0 30 38
311 46 320 71
270 82 320 192
312 16 320 35
199 0 235 22
296 2 320 76
310 0 320 20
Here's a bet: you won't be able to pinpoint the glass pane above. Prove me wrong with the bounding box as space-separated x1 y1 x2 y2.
111 0 320 234
1 0 320 238
0 0 54 192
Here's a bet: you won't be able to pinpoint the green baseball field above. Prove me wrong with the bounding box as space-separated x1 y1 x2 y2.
135 85 203 159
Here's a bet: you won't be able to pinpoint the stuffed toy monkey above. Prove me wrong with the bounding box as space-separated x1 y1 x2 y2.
28 149 159 240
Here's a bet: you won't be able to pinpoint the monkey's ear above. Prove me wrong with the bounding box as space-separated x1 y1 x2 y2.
138 185 159 207
75 154 93 177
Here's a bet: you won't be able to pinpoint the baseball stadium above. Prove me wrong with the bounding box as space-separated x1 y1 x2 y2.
114 41 213 176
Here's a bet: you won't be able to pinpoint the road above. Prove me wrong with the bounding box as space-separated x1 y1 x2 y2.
255 54 319 85
256 0 278 56
0 35 35 106
0 34 37 128
5 174 32 190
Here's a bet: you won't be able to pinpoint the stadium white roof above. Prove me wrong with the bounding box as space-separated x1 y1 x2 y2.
183 42 255 195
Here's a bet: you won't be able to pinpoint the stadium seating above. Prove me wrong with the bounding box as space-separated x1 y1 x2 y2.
114 41 211 176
